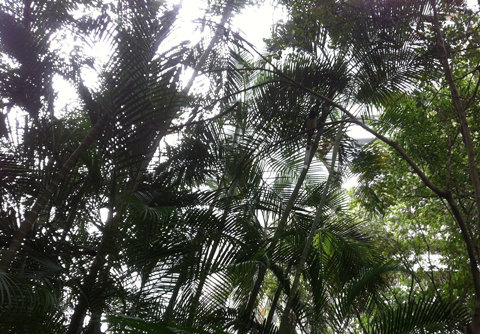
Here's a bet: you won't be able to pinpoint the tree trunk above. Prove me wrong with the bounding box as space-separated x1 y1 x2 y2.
278 118 345 334
186 229 223 326
264 264 292 331
429 1 480 331
67 198 122 334
240 106 331 332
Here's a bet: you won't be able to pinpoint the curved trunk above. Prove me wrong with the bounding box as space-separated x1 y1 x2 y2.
429 2 480 332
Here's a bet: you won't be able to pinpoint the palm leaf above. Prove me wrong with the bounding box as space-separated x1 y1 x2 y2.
369 297 470 334
0 272 65 333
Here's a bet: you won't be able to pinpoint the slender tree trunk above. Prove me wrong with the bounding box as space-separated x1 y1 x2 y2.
278 118 345 334
164 264 189 319
264 264 292 331
429 2 480 332
241 265 266 332
83 155 121 334
186 229 223 326
445 193 480 334
240 106 331 332
67 195 124 334
429 1 480 231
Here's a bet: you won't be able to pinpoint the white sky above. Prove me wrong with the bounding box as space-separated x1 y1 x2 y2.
176 0 283 51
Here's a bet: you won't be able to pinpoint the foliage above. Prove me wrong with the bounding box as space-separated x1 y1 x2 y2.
0 0 478 333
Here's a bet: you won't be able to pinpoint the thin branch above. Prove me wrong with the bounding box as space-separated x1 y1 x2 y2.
295 83 448 197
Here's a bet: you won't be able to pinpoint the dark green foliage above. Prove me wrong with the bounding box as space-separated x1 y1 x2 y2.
0 0 476 333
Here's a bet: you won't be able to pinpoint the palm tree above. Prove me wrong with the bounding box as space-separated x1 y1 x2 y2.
0 0 187 331
264 0 480 332
0 0 474 333
0 0 257 332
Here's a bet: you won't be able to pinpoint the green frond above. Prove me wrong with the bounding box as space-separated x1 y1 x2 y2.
369 297 470 334
0 272 65 333
107 313 221 333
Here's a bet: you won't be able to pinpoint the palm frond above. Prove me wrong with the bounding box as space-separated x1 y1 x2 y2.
0 272 65 333
369 297 470 334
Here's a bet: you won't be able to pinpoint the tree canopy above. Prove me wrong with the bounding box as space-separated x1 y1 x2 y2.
1 0 480 333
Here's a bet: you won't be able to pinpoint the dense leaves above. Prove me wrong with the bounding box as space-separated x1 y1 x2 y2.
0 0 479 333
